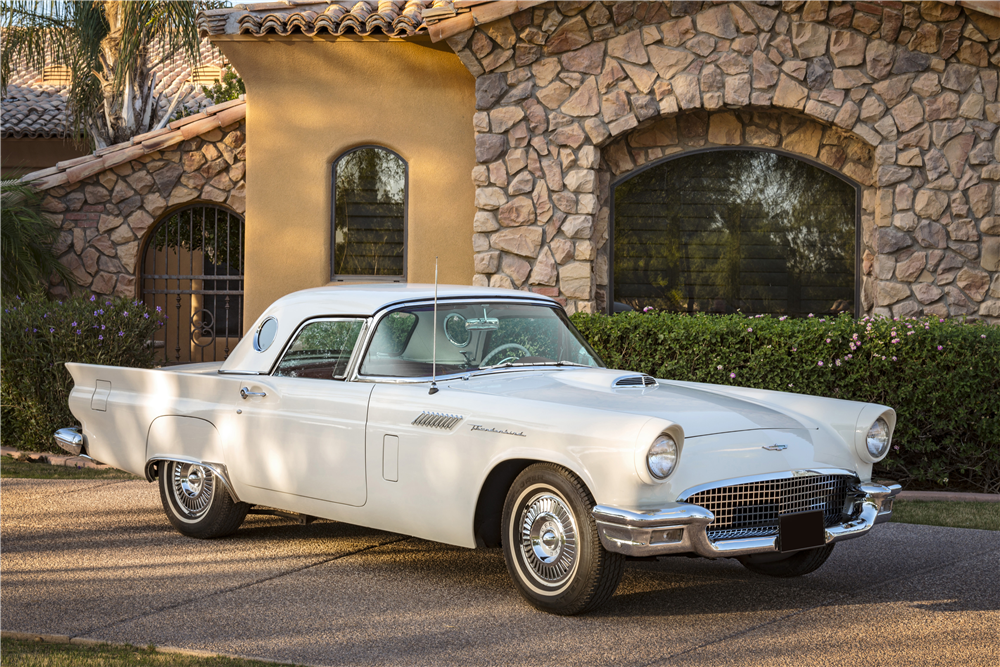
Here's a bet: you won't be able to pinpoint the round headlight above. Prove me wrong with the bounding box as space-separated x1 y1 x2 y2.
647 435 678 479
866 418 890 459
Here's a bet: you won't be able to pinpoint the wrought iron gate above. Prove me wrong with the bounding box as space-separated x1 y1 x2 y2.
141 204 245 364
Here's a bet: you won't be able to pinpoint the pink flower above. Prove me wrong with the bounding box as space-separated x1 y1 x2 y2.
817 361 824 366
747 327 753 332
937 345 943 350
826 338 831 343
717 365 723 370
730 372 736 378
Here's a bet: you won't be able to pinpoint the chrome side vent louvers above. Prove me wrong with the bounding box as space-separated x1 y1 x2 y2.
412 411 464 430
614 374 658 388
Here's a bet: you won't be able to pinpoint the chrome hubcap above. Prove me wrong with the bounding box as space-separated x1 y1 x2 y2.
170 462 215 519
519 493 577 585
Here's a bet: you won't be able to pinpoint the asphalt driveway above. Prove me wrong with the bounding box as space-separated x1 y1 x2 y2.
2 478 998 666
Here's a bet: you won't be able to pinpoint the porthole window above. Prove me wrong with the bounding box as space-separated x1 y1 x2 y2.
253 317 279 352
332 146 406 280
613 150 858 317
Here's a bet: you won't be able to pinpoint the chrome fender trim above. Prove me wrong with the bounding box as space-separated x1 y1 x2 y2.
145 456 241 504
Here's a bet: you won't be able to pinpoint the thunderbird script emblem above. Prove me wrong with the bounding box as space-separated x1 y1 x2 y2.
762 444 788 451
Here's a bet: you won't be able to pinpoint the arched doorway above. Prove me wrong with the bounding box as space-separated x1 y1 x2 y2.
141 203 245 364
612 149 860 317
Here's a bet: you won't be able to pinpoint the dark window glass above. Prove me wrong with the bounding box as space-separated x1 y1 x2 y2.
274 319 365 380
614 150 857 317
333 147 405 277
359 303 603 378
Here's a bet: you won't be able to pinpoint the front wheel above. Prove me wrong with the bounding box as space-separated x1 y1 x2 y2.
739 544 835 577
501 463 624 615
158 461 249 539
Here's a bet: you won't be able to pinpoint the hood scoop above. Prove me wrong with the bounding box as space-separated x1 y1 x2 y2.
614 374 658 388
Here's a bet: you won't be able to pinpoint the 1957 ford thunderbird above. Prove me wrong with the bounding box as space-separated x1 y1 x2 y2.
57 284 900 615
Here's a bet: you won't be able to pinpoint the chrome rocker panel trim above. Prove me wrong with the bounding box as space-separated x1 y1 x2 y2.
144 456 242 504
593 479 901 558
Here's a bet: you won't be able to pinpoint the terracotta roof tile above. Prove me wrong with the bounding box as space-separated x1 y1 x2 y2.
19 98 245 191
199 0 439 38
2 37 226 139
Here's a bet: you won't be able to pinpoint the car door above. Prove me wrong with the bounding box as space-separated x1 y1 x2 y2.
230 318 371 507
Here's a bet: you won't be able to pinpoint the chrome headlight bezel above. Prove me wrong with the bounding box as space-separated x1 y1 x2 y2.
647 434 678 480
866 418 891 459
854 407 895 463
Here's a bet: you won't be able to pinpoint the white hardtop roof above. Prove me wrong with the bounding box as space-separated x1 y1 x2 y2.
266 283 555 315
220 283 557 374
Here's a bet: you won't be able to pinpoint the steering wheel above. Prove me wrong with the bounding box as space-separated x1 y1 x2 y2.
481 343 531 367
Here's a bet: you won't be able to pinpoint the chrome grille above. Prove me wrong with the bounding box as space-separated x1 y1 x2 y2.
614 374 657 387
411 411 463 430
684 474 854 541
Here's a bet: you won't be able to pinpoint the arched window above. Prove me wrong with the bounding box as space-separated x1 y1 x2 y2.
612 149 859 317
331 146 406 280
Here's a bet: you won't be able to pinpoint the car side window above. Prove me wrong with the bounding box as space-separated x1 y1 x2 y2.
273 319 365 380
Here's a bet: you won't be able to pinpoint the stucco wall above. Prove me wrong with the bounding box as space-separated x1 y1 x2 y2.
216 35 478 327
1 138 88 178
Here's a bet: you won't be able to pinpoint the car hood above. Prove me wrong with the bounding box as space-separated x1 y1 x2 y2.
446 368 807 438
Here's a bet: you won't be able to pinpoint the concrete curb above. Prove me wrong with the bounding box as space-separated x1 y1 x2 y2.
896 491 1000 503
0 630 323 667
1 445 110 470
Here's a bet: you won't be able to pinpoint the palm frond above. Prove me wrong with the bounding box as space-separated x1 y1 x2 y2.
0 180 72 296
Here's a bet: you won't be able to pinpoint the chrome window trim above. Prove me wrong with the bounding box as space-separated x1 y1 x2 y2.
217 369 263 376
676 468 859 502
349 297 599 384
268 315 371 380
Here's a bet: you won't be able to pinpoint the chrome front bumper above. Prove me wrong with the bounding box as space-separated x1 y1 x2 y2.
593 480 902 558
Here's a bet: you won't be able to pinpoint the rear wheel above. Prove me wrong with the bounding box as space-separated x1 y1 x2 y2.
158 461 249 539
739 544 835 577
501 463 624 615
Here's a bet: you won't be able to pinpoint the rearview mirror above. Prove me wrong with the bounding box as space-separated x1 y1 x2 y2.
465 317 499 331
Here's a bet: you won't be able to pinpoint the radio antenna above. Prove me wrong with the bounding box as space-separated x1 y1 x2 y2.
429 257 439 395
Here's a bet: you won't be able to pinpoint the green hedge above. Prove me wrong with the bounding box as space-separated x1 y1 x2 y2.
572 311 1000 494
1 292 161 453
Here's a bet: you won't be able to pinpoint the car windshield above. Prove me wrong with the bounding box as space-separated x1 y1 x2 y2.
359 301 605 378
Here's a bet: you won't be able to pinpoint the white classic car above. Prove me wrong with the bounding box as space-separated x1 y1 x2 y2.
57 284 900 615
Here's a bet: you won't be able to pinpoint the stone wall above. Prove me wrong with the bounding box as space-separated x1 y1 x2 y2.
449 1 1000 320
40 121 246 299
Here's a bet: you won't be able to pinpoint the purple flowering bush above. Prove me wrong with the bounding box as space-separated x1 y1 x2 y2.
1 291 161 452
572 311 1000 494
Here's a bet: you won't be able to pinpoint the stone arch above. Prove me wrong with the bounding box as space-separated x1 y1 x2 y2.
594 108 875 313
19 101 247 301
456 1 1000 320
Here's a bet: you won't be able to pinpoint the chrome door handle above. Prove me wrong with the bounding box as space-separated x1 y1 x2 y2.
240 387 267 399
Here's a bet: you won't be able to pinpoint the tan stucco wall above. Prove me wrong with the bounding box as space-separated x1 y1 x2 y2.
216 36 477 327
1 138 88 177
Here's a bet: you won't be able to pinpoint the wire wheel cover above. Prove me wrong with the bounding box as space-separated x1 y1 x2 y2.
170 462 215 519
519 492 578 585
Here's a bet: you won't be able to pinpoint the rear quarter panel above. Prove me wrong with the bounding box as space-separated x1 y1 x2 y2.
65 362 240 476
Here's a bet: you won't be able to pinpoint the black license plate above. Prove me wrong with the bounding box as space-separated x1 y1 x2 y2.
778 510 826 553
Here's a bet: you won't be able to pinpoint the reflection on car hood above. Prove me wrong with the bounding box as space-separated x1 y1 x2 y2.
447 367 805 438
